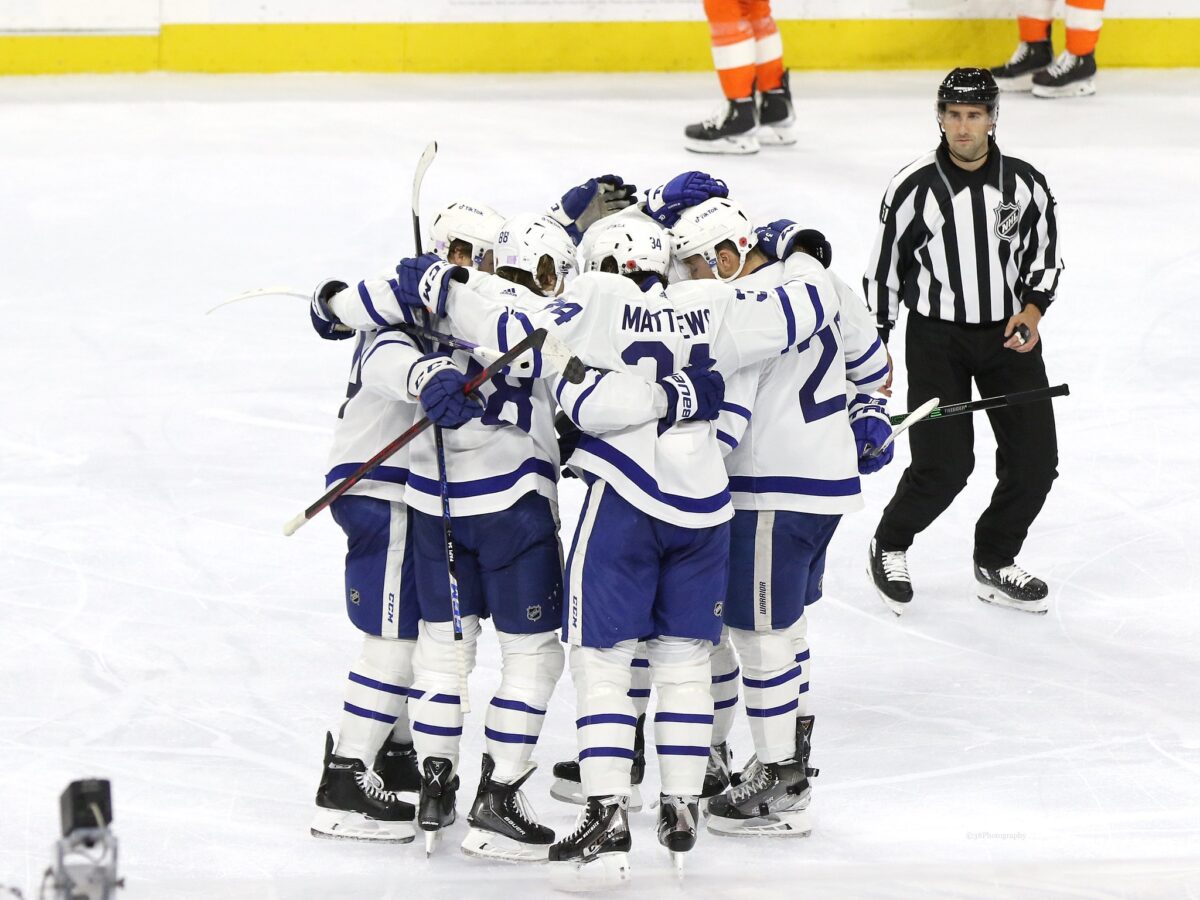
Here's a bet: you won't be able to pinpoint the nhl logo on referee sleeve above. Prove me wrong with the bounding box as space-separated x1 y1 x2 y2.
994 201 1021 242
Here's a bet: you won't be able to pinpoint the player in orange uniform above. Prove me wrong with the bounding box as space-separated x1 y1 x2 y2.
991 0 1104 98
685 0 795 155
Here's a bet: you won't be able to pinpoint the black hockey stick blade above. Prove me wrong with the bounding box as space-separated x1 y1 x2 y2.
283 327 548 536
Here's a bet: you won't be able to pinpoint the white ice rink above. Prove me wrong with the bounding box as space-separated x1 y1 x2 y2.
2 69 1199 899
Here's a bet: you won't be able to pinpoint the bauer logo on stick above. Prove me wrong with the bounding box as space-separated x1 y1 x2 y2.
994 201 1021 242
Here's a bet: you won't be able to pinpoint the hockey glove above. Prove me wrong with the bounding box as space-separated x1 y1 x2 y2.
644 171 729 228
550 174 639 243
397 253 469 317
848 394 894 474
754 221 834 269
310 279 354 340
409 354 483 429
658 365 725 430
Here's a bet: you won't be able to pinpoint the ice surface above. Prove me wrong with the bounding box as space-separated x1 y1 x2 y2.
2 70 1199 898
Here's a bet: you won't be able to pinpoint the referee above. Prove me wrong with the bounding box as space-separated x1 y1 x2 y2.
864 68 1062 616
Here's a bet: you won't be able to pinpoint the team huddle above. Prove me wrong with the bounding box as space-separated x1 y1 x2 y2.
303 169 895 885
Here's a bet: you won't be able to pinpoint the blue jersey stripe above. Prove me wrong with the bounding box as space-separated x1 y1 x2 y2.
720 402 751 420
806 281 825 333
407 457 557 499
717 430 738 450
571 372 605 424
777 285 797 348
728 474 860 498
575 435 730 515
846 337 884 371
853 363 891 386
357 281 391 327
326 463 409 487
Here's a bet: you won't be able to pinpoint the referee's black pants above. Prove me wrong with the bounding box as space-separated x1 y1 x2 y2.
874 314 1058 570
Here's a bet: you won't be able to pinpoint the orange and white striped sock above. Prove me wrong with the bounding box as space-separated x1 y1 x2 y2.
1065 0 1104 55
744 0 784 93
1017 0 1056 43
705 0 755 100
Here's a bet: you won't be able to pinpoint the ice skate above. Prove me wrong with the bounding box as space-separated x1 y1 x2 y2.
375 736 420 794
684 98 759 155
757 70 797 146
548 795 632 891
417 756 458 856
1032 51 1097 98
701 742 733 799
656 794 700 876
460 754 554 862
868 538 913 615
975 562 1049 614
990 38 1053 92
310 733 415 843
705 759 813 837
550 715 645 811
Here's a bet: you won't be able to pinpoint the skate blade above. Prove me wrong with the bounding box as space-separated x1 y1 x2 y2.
1032 79 1096 99
671 851 685 878
758 124 797 146
423 828 441 857
995 73 1035 92
976 590 1049 615
460 827 550 864
549 853 632 892
706 808 812 838
309 809 414 844
684 134 760 155
550 782 642 813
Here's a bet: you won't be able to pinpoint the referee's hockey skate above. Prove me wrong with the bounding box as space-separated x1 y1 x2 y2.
417 756 458 856
975 563 1050 614
310 733 416 843
460 754 554 862
868 539 913 615
548 795 632 891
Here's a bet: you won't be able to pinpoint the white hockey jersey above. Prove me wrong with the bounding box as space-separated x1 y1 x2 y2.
324 281 424 503
719 255 891 514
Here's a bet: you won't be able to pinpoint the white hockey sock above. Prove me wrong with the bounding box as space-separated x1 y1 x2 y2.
409 617 480 775
629 644 651 719
730 620 805 765
571 642 637 798
709 627 740 746
648 637 714 797
486 630 565 784
791 615 811 719
335 635 415 765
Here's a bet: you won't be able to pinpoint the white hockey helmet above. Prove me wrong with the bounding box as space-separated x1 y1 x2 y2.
493 213 578 296
429 201 505 269
669 197 757 283
585 218 671 279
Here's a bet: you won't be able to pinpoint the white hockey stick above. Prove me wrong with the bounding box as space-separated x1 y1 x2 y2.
205 287 310 315
865 396 940 459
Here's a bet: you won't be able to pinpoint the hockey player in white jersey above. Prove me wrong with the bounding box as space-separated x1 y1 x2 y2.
380 213 837 883
428 200 505 273
669 198 893 837
306 278 438 845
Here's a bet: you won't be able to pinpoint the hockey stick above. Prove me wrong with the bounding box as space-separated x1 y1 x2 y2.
889 383 1070 426
865 396 939 460
205 287 309 315
281 328 548 537
412 141 474 717
399 320 586 385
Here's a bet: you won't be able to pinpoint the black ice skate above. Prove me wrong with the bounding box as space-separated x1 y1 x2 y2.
1032 51 1097 99
701 742 733 799
990 38 1053 92
869 538 913 615
757 70 797 146
550 714 646 811
375 736 420 794
975 562 1049 614
417 756 459 856
656 794 700 876
310 732 415 843
460 754 554 862
548 795 632 890
684 98 759 155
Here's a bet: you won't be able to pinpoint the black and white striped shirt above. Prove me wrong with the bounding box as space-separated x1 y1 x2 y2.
864 141 1063 336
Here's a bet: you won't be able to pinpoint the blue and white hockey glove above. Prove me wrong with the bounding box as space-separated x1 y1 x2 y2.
848 394 894 474
397 253 469 317
658 365 725 429
409 353 483 429
754 221 833 268
549 174 639 243
644 171 729 228
310 279 354 340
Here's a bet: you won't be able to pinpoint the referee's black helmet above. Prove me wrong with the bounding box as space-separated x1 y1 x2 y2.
937 67 1000 115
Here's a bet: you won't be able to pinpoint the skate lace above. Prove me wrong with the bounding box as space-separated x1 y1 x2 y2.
509 786 541 827
727 762 773 804
997 564 1035 588
1006 42 1032 65
1044 51 1078 78
355 767 400 803
701 103 732 129
881 549 910 583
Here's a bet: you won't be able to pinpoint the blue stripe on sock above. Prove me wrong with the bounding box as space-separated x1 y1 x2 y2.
343 702 398 724
711 667 740 684
656 745 710 757
742 664 803 690
714 697 739 710
745 698 799 719
348 672 407 696
576 714 638 728
579 747 635 761
628 689 651 698
653 712 714 725
407 690 460 704
412 721 463 737
484 727 538 745
490 697 546 715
